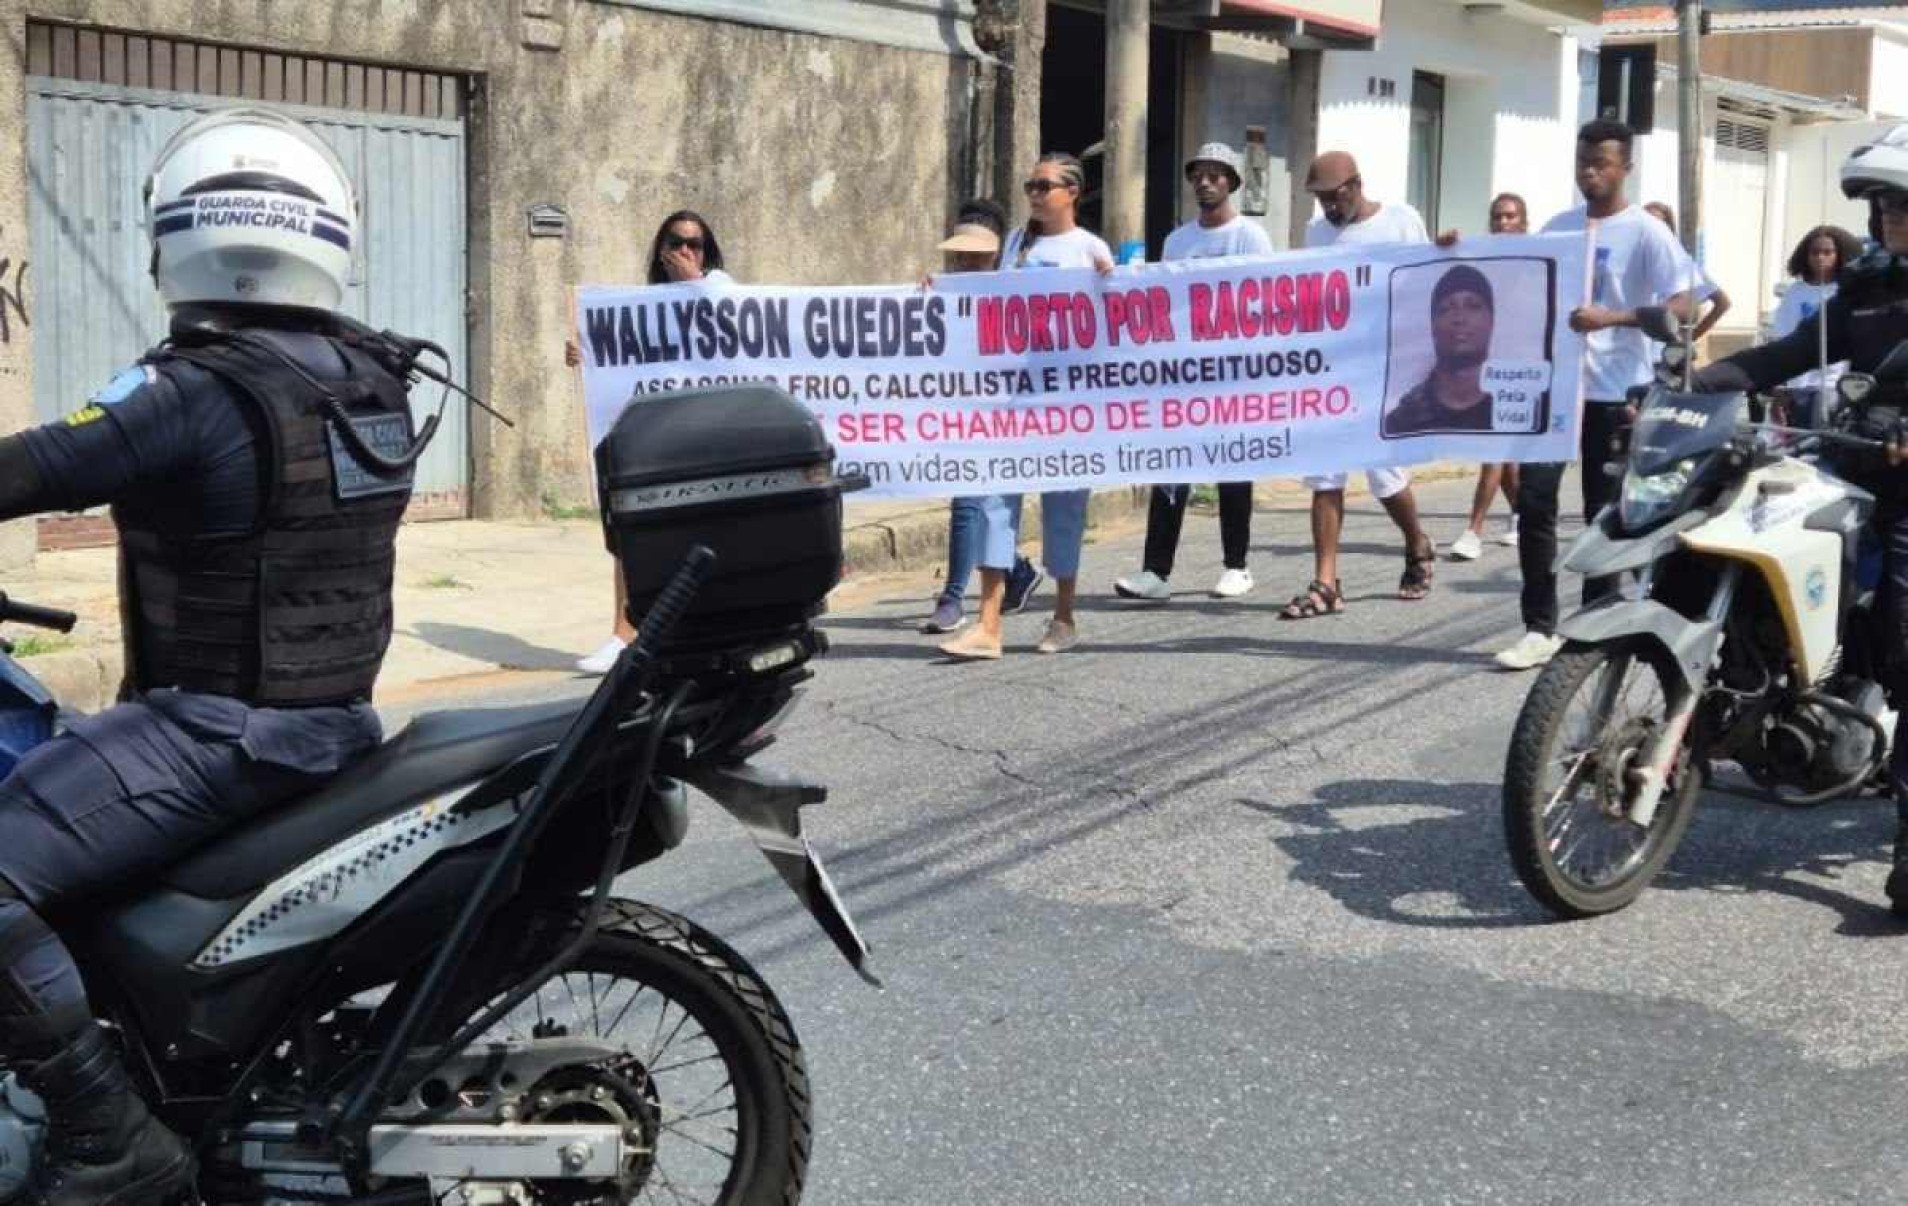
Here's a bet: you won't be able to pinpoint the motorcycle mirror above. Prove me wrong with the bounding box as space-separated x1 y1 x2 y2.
1636 305 1680 345
1840 373 1877 407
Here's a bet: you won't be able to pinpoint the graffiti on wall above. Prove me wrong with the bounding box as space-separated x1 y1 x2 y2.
0 224 29 347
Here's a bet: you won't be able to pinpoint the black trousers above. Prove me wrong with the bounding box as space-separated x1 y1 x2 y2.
1512 402 1635 636
1142 483 1253 578
0 690 377 1054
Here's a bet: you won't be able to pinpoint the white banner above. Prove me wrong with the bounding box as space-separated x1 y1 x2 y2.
577 234 1588 497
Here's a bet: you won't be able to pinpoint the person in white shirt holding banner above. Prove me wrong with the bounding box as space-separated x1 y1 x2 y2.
1115 141 1276 605
940 152 1114 661
1278 151 1439 620
1494 119 1707 671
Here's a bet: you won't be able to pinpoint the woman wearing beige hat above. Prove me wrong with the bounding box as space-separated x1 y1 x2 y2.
921 200 1045 635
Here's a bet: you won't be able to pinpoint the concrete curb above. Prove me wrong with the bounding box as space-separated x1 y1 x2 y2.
840 486 1153 579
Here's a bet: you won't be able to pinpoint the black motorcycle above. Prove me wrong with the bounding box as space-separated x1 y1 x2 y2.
0 383 871 1204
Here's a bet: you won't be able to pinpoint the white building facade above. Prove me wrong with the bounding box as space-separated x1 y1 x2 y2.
1313 0 1595 235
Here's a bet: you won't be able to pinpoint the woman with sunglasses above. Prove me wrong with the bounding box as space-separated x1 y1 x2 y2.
573 211 731 674
940 153 1113 660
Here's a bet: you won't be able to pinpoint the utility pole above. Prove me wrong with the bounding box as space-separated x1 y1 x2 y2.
1676 0 1703 258
1104 0 1149 261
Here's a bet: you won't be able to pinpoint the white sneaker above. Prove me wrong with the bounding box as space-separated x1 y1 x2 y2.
1494 631 1563 671
1211 568 1255 599
1495 515 1520 547
1114 570 1171 602
576 637 628 675
1450 529 1484 561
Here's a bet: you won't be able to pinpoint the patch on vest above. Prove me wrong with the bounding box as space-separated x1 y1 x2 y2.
327 413 417 500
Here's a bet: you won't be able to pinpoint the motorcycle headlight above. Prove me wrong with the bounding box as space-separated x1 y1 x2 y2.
1618 460 1693 531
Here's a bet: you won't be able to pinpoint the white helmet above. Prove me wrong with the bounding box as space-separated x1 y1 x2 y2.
145 107 357 313
1840 123 1908 200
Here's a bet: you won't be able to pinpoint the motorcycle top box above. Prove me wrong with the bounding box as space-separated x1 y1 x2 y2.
597 383 844 650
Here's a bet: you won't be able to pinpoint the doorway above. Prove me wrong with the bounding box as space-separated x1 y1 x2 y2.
1040 5 1186 260
1407 70 1446 224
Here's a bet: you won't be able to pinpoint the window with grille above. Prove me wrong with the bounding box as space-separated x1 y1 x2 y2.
25 20 465 120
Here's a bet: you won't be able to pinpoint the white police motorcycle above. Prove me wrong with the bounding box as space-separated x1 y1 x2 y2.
1502 309 1898 918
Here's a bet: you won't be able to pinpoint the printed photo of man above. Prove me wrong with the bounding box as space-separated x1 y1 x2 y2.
1385 264 1499 436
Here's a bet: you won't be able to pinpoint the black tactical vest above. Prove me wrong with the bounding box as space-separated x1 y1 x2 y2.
115 329 417 707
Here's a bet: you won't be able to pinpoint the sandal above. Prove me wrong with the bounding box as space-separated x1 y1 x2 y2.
1399 539 1436 601
1279 579 1343 620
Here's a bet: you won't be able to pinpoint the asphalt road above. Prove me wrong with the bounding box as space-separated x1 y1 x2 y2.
406 475 1908 1205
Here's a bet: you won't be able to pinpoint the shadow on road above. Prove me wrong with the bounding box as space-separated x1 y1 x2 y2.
408 621 582 672
1252 776 1900 937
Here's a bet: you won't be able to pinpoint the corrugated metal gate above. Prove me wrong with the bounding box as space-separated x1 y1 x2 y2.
24 25 470 511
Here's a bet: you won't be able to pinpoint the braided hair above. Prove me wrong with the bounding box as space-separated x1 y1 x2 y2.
1015 152 1087 268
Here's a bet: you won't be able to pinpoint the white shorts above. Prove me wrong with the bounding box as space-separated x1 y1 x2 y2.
1304 467 1411 500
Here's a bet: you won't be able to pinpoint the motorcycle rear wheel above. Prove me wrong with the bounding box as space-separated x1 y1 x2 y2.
1503 642 1702 919
460 899 811 1206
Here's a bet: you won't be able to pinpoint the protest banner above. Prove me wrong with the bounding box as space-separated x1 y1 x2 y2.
576 234 1588 497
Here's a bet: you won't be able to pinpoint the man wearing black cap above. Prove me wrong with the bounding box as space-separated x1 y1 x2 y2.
1117 142 1276 603
1386 264 1499 436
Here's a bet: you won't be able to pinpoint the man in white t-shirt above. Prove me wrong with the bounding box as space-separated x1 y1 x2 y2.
1278 151 1438 620
1117 142 1276 604
1493 119 1706 670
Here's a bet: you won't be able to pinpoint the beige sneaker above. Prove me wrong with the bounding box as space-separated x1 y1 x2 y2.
939 627 1003 661
1036 619 1079 654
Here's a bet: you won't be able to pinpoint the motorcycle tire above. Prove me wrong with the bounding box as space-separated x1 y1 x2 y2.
1503 642 1703 920
463 899 812 1206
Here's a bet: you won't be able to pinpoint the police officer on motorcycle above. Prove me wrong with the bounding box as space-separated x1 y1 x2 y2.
1697 123 1908 918
0 109 418 1202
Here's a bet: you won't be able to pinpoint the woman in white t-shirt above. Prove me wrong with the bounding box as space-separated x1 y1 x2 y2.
1766 224 1863 428
940 153 1113 661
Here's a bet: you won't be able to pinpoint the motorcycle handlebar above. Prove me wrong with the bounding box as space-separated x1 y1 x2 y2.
0 592 78 634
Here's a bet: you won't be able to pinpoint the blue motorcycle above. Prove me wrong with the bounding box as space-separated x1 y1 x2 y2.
0 593 74 780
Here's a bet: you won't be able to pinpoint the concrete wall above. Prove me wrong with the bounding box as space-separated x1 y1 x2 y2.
1194 32 1291 247
0 0 975 541
1315 1 1581 234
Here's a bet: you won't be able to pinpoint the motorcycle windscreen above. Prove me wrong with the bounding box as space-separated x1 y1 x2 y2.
1628 390 1739 476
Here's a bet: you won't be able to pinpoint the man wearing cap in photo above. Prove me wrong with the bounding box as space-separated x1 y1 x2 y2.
1278 150 1439 620
1385 264 1501 436
920 199 1043 636
1116 141 1277 604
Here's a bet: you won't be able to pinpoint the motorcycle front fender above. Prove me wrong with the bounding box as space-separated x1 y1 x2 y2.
1558 507 1708 578
1557 597 1723 694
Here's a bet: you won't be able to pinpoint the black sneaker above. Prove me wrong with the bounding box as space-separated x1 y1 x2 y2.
1003 559 1044 614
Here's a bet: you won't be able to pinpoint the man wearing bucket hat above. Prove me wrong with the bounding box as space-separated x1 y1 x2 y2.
1115 142 1276 603
921 199 1043 636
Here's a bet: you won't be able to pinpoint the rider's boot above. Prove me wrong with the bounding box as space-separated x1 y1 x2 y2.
1889 803 1908 919
19 1023 195 1206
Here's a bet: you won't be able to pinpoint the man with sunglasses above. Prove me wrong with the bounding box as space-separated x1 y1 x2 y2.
1116 142 1275 604
1278 151 1438 620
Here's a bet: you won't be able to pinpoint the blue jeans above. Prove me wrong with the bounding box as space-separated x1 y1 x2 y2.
940 496 986 603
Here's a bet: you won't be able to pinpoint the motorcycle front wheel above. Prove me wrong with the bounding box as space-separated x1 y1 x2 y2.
1503 641 1703 919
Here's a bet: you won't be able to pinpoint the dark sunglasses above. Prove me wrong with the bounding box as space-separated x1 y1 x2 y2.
1023 179 1072 197
1311 175 1360 203
1877 193 1908 217
664 233 705 252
